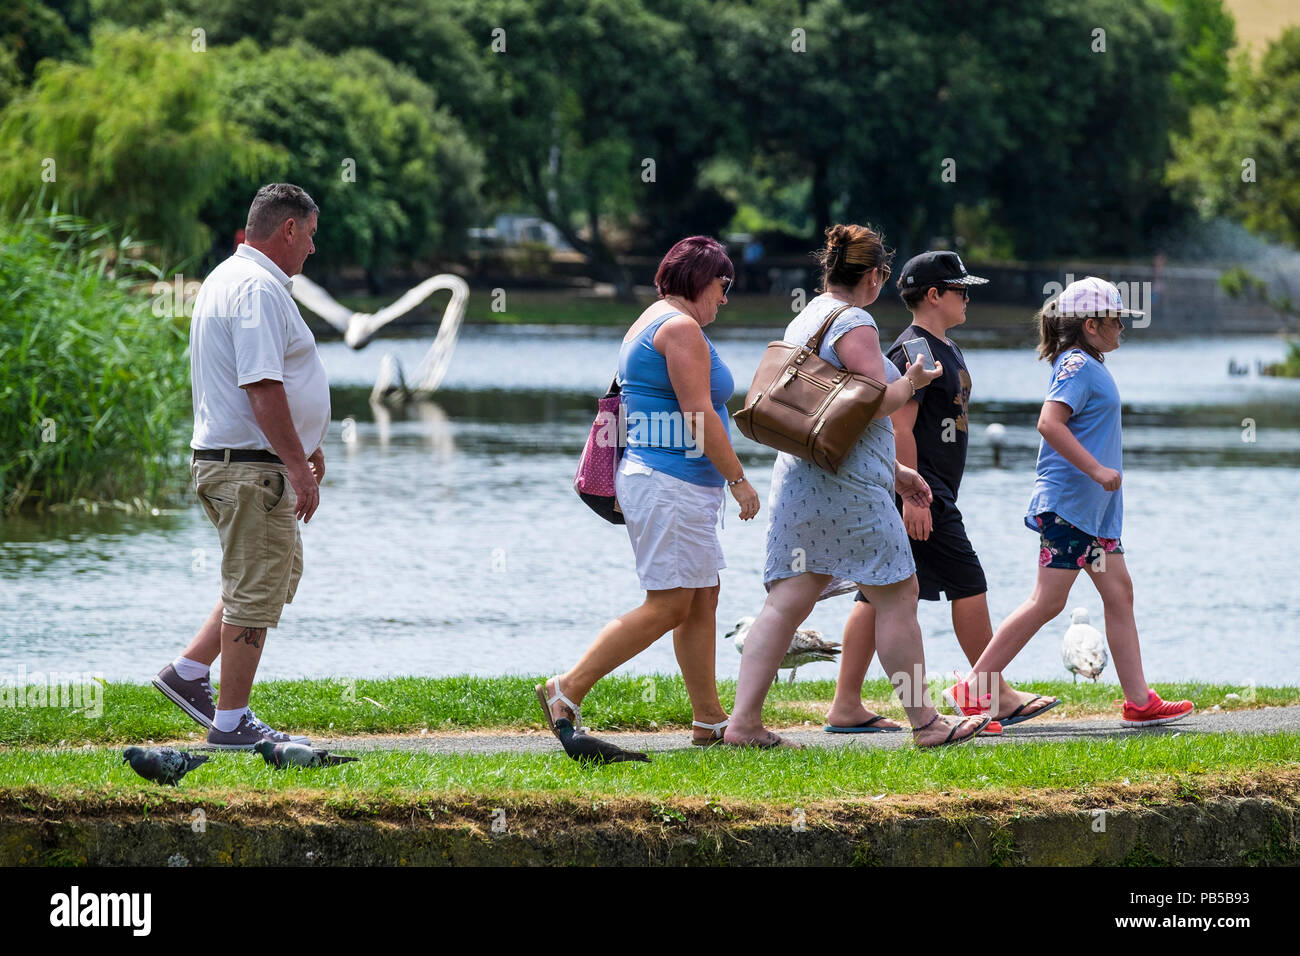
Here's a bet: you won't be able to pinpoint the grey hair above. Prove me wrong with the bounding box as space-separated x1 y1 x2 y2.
245 183 318 241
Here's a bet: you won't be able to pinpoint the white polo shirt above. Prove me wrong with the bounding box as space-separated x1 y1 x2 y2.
190 244 330 456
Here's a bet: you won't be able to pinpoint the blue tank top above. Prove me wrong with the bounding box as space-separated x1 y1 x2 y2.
618 311 734 487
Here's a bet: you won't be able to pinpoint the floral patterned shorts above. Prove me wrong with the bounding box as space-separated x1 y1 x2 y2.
1031 512 1122 570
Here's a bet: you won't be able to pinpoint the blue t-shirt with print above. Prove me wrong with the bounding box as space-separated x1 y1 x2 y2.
1024 348 1123 539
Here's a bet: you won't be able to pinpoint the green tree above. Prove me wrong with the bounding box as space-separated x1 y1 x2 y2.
1160 0 1236 116
440 0 734 294
0 0 80 80
204 39 483 279
0 28 272 260
90 0 489 157
1168 28 1300 246
939 0 1180 258
713 0 1184 259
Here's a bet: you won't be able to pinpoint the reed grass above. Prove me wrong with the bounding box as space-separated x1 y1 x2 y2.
0 211 190 514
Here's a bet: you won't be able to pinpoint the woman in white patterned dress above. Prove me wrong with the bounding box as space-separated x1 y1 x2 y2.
723 224 989 749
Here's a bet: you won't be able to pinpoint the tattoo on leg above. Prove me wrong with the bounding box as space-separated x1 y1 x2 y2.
233 627 265 649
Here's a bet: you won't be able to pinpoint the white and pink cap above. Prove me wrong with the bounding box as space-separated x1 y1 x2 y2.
1055 276 1144 317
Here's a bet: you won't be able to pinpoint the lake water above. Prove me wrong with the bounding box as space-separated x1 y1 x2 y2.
3 326 1298 687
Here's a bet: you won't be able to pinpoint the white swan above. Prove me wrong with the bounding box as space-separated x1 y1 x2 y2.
292 273 469 400
1061 607 1108 682
726 615 842 684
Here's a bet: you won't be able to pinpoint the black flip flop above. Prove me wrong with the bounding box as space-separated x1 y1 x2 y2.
824 714 905 733
998 695 1062 726
917 714 990 749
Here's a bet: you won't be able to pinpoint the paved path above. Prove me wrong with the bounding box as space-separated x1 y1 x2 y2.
311 705 1300 755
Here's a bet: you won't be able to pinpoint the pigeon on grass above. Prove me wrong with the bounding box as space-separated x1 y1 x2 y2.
253 740 359 769
554 718 650 765
122 747 208 786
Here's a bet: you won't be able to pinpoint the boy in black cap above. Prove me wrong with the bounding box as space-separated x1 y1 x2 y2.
824 251 1058 734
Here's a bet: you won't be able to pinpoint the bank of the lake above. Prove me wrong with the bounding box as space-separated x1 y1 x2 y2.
3 746 1298 866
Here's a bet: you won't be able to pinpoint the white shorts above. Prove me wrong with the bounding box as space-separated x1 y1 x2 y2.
616 458 726 591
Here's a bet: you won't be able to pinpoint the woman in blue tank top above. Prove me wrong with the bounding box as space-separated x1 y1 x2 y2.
535 237 760 748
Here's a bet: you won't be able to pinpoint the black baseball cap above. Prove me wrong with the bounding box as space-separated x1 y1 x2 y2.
897 250 989 291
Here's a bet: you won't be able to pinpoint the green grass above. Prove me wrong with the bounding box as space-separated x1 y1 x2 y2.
0 211 190 514
0 675 1289 747
2 732 1298 804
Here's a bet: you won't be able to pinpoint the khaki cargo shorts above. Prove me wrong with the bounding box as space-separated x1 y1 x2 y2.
192 457 302 629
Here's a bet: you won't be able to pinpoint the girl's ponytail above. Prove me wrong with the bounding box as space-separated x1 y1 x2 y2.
1036 296 1093 363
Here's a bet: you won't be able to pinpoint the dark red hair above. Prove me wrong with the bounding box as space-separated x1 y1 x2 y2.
654 236 734 300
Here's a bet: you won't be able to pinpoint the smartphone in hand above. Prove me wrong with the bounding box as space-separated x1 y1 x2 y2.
902 337 937 374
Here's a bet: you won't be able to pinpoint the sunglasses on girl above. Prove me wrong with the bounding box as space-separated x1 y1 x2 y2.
717 275 734 297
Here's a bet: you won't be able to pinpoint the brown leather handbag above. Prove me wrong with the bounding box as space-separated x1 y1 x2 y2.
732 304 888 474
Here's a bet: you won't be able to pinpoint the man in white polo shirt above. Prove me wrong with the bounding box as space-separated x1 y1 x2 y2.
152 183 330 749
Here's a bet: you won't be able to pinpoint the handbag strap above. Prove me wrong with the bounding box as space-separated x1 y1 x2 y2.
803 303 853 356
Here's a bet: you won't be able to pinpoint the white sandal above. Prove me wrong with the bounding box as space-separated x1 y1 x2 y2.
691 718 729 747
535 676 585 737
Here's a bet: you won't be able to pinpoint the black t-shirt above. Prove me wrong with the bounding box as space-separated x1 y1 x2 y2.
886 324 971 502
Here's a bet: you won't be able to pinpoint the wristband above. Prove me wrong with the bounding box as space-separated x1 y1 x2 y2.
727 475 747 486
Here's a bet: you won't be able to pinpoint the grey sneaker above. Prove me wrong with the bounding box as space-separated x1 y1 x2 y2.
153 664 216 728
206 711 310 750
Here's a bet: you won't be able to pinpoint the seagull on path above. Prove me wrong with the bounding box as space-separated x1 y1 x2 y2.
1062 607 1108 682
727 616 842 684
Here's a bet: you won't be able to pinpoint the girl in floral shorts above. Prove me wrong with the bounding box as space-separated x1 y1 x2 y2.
945 278 1193 728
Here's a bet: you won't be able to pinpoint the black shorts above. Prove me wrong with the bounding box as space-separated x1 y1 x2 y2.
855 496 987 603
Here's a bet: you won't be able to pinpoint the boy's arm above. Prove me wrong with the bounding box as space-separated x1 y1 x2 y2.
1037 401 1121 491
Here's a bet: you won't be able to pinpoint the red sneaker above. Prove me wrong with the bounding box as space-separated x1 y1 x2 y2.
1120 691 1194 728
942 678 1003 735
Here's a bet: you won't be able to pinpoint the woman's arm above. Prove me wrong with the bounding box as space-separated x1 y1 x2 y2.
833 325 942 419
657 316 760 518
1038 400 1121 490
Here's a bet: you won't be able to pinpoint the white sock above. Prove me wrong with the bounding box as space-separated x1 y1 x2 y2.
214 707 249 732
172 656 209 681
